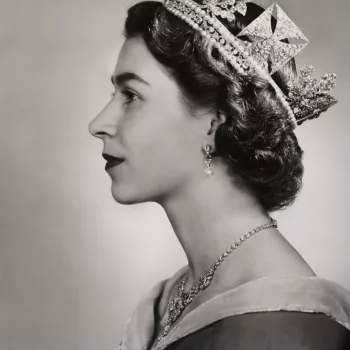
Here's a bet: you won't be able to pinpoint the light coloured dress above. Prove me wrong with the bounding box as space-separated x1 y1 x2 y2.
118 265 350 350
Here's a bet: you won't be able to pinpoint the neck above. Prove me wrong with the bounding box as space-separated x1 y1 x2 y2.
157 160 271 286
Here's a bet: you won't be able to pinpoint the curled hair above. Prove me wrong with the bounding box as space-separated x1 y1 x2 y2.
124 1 304 212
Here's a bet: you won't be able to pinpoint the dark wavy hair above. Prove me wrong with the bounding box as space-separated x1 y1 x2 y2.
123 1 304 212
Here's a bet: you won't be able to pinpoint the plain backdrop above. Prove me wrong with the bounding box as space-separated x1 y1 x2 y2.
0 0 349 349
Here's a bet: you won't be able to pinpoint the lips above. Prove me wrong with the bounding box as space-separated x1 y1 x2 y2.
105 159 124 170
102 153 124 162
103 153 125 170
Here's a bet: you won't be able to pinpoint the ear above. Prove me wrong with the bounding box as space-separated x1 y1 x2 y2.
207 110 227 135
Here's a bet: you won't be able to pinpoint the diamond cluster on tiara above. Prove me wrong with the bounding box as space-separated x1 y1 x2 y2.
163 0 337 128
202 0 251 22
287 65 337 125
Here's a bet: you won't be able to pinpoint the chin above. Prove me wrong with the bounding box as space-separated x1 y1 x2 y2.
110 184 154 205
111 188 138 205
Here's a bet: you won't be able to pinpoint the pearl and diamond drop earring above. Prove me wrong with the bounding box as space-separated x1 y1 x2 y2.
204 145 214 177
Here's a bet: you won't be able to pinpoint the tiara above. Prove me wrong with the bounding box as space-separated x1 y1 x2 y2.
163 0 337 129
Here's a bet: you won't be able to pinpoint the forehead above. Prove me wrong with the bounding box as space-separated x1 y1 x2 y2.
113 36 171 87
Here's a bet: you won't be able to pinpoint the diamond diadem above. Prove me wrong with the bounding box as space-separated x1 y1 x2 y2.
238 3 309 75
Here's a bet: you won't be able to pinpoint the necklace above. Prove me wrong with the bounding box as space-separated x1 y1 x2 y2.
154 217 278 346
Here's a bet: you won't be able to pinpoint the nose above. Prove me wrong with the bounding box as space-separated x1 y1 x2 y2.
88 100 119 139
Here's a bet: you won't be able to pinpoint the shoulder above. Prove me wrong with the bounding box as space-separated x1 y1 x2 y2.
166 311 350 350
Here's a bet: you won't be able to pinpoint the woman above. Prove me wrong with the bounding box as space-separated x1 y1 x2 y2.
88 0 350 349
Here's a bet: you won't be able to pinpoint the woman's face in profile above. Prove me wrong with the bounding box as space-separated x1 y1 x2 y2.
89 37 208 204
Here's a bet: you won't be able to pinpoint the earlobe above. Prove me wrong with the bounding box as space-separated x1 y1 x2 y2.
207 110 227 135
207 122 215 136
217 110 227 125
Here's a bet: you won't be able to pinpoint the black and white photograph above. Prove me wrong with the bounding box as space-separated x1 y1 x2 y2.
1 0 350 349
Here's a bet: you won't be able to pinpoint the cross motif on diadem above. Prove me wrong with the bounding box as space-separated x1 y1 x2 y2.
237 3 309 75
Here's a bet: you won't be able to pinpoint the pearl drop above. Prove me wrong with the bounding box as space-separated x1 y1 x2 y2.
205 168 214 176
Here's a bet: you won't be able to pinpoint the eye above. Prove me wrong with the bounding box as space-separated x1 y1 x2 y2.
122 90 139 105
110 90 139 105
110 89 140 107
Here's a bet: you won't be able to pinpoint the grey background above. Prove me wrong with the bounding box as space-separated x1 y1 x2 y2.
0 0 349 349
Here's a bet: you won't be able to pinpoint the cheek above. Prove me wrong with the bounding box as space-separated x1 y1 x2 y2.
124 108 199 177
136 127 185 170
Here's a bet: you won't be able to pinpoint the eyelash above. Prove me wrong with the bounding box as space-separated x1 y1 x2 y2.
110 90 138 105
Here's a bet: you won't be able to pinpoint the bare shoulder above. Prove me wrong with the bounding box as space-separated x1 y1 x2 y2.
250 227 317 278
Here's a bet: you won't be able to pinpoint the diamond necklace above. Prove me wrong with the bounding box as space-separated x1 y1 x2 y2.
154 217 278 346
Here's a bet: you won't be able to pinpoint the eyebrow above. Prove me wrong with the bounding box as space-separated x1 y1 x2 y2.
111 72 151 88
